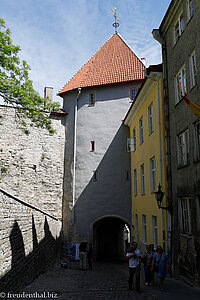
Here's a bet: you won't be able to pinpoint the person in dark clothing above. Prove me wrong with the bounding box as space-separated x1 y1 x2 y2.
141 244 155 286
87 243 93 269
79 242 88 270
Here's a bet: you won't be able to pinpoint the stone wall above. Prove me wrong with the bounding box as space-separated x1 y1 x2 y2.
0 106 65 219
0 105 66 291
0 190 62 292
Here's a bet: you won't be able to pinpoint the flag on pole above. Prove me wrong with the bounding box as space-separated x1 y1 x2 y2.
182 96 200 119
112 8 119 21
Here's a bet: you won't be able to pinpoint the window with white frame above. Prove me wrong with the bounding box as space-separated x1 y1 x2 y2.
152 216 158 247
142 214 147 243
127 129 136 152
189 51 197 89
181 197 192 234
89 92 95 106
187 0 194 22
175 65 187 104
133 169 137 196
135 214 139 242
150 157 156 192
127 139 135 153
130 88 137 102
139 117 144 144
177 129 189 167
194 121 200 161
148 103 154 135
140 164 145 194
174 12 184 44
133 128 136 151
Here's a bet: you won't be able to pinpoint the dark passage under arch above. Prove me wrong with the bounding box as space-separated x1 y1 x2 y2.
93 217 130 261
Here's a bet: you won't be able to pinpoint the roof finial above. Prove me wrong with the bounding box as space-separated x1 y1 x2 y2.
112 8 119 33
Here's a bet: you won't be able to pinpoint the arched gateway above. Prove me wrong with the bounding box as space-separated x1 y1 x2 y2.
92 216 130 260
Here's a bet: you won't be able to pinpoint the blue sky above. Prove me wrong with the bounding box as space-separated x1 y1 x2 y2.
1 0 171 105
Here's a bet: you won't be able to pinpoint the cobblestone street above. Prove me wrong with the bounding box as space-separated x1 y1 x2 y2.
12 260 200 300
20 260 153 300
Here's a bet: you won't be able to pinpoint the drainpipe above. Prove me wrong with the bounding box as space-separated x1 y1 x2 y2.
72 88 82 210
144 70 165 250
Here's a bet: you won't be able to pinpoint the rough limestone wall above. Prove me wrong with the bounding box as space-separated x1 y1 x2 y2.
0 105 65 291
0 191 62 292
0 106 65 219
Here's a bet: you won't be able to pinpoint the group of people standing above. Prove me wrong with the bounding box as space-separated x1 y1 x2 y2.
126 242 169 292
79 242 93 270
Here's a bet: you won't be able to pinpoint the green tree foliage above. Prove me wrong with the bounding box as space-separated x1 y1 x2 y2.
0 18 60 134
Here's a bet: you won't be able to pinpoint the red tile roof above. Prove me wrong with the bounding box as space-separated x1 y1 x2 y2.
58 33 145 96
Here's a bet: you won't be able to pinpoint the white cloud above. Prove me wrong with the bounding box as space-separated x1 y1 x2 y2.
1 0 171 106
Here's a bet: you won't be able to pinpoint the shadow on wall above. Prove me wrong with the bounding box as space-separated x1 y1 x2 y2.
73 123 131 246
0 216 60 293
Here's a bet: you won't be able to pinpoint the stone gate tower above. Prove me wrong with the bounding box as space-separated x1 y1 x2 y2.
58 33 145 258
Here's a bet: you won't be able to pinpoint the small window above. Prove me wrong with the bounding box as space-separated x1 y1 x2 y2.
133 128 136 151
127 128 136 152
194 121 200 161
177 129 189 167
174 12 184 44
189 51 197 89
148 103 154 135
181 197 192 234
126 170 129 181
142 214 147 243
152 216 158 247
130 88 137 102
140 164 145 195
93 170 98 182
180 14 184 33
135 214 139 242
187 0 194 22
89 92 95 106
139 117 144 144
90 141 95 152
133 169 137 196
150 157 156 192
174 65 187 104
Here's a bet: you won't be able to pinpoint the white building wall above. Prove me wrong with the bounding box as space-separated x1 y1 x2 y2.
62 82 141 240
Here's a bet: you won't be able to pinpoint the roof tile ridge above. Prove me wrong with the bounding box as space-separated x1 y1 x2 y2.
116 33 146 67
58 34 115 94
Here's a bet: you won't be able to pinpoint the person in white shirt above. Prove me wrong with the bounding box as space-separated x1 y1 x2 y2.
126 241 141 292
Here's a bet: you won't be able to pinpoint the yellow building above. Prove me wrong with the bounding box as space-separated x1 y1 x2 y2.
124 64 168 252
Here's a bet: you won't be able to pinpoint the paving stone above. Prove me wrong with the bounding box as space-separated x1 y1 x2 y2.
17 261 154 300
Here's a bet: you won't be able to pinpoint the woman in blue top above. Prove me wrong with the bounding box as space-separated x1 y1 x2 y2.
151 246 169 291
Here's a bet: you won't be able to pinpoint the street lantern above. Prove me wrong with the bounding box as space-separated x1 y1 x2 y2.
154 183 173 213
155 183 164 208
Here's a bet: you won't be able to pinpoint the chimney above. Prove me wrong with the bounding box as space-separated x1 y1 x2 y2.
44 87 53 101
141 58 146 67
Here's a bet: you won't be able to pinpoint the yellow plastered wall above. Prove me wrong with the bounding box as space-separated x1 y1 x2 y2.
129 76 168 251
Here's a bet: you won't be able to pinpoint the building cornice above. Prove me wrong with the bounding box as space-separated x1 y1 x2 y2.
124 72 162 127
160 0 182 37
